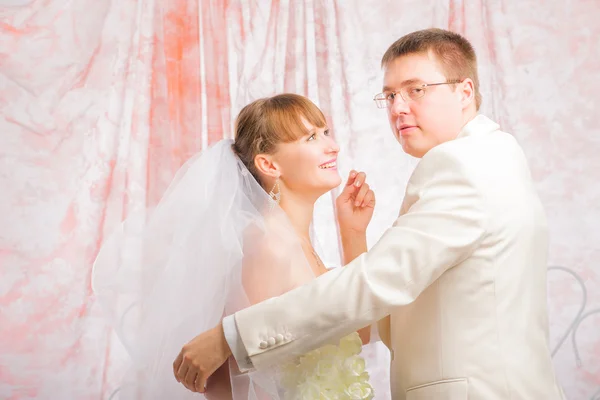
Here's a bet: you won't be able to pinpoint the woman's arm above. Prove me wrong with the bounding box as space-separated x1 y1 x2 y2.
204 360 232 400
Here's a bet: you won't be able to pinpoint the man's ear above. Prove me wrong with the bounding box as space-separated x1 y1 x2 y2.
254 154 280 179
459 78 475 109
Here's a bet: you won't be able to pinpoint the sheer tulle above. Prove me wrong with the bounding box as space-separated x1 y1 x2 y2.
92 140 316 399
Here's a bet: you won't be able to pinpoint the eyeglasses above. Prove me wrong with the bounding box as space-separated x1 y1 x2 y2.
373 79 463 109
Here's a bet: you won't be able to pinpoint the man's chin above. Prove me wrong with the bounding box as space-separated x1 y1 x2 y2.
401 142 427 159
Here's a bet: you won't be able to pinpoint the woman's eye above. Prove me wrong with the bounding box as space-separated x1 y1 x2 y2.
323 129 330 136
307 134 316 141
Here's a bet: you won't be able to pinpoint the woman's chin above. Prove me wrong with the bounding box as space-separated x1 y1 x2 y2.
304 176 342 198
323 176 343 192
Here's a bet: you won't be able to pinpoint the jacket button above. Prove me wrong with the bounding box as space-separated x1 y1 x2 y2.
285 333 293 341
276 334 284 343
268 337 276 346
259 341 268 349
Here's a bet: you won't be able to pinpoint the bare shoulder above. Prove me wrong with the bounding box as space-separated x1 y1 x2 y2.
241 213 313 303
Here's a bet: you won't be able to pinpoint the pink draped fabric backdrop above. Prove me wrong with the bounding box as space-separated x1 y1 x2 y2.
1 0 598 399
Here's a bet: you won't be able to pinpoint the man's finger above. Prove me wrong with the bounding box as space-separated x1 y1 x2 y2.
173 352 183 381
184 368 199 392
195 375 207 393
176 361 190 384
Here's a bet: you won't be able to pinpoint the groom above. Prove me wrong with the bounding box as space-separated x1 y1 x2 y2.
173 28 564 399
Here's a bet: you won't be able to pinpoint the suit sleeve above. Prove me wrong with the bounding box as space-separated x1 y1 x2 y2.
234 147 488 370
222 315 253 371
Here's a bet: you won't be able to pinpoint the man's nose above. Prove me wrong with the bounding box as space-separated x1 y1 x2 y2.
390 95 410 116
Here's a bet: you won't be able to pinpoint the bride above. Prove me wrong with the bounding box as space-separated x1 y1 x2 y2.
92 94 379 399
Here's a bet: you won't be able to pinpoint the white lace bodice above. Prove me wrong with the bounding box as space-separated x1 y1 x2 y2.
279 332 374 400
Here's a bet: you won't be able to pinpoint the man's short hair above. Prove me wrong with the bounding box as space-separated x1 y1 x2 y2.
382 28 482 110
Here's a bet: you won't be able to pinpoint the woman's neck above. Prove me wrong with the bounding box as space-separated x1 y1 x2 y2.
279 193 315 242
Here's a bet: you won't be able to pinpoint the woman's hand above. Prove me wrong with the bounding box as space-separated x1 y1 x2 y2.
335 170 376 235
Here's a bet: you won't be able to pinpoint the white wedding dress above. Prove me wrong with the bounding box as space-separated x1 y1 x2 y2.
92 140 380 399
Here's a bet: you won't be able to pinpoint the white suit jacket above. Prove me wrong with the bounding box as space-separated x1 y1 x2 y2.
229 115 564 399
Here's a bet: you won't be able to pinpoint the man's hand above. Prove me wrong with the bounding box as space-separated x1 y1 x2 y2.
173 323 232 393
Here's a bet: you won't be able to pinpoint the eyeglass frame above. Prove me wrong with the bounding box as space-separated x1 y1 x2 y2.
373 79 464 109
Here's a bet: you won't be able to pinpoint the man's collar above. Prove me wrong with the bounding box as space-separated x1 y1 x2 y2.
456 114 500 139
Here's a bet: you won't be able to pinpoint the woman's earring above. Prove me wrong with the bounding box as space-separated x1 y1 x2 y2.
268 178 281 209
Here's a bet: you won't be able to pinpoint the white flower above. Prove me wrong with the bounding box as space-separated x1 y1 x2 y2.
343 355 366 377
358 372 370 382
316 357 338 378
344 381 374 400
295 380 322 399
321 386 344 400
298 352 320 374
280 362 302 388
318 344 340 359
280 333 373 399
339 333 363 357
